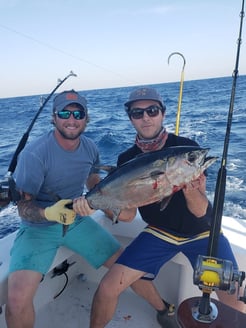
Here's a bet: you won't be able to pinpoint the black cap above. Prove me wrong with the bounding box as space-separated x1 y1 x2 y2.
124 87 166 112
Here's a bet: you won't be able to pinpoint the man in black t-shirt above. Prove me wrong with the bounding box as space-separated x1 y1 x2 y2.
90 87 242 328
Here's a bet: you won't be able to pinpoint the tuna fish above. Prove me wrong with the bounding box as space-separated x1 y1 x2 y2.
85 146 217 222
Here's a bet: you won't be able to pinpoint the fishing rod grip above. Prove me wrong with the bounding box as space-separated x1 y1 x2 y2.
207 166 227 257
65 202 73 210
65 201 94 210
8 132 29 174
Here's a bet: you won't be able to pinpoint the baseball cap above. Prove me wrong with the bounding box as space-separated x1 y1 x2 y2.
124 87 166 111
53 90 87 112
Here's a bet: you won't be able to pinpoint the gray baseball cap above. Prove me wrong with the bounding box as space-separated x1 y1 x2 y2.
53 90 87 112
124 87 166 111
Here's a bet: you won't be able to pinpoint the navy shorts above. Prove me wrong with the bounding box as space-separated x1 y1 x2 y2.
116 231 238 280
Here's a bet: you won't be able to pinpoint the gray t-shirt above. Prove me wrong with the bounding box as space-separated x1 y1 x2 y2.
15 130 100 225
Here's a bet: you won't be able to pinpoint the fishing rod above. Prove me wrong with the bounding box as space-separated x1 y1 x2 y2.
7 70 77 175
168 52 186 135
0 71 77 208
207 0 244 257
191 0 246 321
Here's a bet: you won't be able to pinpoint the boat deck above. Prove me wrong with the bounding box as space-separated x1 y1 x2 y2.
1 213 246 327
36 275 159 328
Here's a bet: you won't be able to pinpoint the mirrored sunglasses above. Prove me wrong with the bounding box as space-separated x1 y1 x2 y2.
129 105 162 119
55 109 86 120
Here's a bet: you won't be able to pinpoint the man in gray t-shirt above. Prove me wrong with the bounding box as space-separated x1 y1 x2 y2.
5 90 121 327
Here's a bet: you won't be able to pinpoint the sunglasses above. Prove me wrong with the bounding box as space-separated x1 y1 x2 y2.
55 109 86 120
129 105 162 119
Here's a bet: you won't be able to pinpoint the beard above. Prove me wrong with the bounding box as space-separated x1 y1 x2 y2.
55 125 85 140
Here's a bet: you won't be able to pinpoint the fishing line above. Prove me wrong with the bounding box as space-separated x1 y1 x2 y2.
0 23 139 86
207 0 245 258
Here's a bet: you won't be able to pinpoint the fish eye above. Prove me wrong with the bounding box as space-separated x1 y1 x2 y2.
188 152 197 163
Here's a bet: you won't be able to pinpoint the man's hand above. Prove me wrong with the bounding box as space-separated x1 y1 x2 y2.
183 174 206 193
44 199 76 225
182 174 208 217
72 196 95 216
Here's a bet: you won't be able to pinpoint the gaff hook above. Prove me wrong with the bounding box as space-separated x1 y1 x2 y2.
168 52 186 135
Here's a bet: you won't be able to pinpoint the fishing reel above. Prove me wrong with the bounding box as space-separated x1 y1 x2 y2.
192 255 246 323
0 174 20 210
194 255 245 295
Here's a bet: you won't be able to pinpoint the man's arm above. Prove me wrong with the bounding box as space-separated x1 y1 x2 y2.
72 173 101 217
17 191 75 224
115 208 137 222
17 191 46 222
86 173 100 191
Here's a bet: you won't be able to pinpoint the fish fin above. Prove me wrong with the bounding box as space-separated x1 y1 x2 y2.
112 209 121 224
150 170 165 179
139 170 165 181
159 195 173 211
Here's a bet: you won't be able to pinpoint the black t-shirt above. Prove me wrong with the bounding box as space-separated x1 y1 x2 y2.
117 133 212 237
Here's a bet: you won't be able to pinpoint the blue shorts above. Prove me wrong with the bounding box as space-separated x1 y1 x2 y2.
9 216 120 274
116 231 238 280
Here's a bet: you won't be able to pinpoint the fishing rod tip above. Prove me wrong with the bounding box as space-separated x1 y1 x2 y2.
69 71 77 77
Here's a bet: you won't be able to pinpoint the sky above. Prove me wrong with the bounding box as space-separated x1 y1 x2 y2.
0 0 245 98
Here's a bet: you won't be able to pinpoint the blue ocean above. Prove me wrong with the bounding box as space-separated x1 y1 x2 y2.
0 75 246 239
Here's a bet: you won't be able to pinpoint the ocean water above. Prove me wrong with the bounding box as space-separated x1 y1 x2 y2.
0 75 246 239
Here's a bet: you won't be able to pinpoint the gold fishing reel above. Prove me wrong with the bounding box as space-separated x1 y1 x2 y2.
192 255 246 323
194 255 245 296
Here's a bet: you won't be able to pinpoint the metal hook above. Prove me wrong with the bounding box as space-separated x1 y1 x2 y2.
168 52 186 71
167 52 186 135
